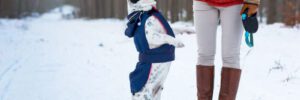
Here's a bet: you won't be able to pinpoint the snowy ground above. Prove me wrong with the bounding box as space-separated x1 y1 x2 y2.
1 12 300 100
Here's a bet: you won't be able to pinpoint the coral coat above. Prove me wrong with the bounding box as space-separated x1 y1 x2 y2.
196 0 260 7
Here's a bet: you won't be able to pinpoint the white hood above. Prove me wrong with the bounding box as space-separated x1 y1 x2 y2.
127 0 157 14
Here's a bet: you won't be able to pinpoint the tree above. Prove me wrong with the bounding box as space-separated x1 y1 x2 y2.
266 0 277 24
283 0 298 26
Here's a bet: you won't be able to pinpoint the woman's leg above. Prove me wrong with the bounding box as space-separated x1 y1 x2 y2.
219 4 243 69
218 4 243 100
193 1 219 100
194 1 219 66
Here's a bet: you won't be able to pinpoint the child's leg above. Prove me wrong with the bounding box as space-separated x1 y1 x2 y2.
132 62 171 100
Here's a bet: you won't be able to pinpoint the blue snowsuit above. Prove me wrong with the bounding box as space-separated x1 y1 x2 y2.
125 8 175 95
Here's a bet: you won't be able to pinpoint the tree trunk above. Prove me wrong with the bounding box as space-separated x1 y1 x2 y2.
266 0 277 24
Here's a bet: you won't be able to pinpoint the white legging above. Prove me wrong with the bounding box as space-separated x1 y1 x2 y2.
193 1 243 69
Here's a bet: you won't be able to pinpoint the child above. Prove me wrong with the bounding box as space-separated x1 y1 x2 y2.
125 0 184 100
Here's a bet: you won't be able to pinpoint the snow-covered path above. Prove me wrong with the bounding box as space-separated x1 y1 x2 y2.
0 17 300 100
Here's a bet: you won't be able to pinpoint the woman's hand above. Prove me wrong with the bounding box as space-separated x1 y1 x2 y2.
240 3 259 17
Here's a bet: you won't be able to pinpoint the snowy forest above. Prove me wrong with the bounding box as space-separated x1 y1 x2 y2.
0 0 300 26
1 0 300 100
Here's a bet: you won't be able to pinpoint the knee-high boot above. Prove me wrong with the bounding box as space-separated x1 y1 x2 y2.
218 67 241 100
196 65 214 100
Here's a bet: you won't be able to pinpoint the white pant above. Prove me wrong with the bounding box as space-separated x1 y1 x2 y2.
193 1 243 68
132 62 171 100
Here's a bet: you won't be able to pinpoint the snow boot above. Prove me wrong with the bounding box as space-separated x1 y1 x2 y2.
218 67 241 100
196 65 214 100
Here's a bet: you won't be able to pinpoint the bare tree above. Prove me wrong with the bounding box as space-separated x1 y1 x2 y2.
266 0 277 24
283 0 298 26
3 0 298 26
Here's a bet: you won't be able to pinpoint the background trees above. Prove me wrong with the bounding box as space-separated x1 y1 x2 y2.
0 0 299 26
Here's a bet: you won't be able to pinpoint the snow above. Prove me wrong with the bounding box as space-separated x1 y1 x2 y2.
1 11 300 100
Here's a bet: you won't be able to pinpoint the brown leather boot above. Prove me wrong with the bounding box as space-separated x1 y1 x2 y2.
196 65 214 100
219 67 242 100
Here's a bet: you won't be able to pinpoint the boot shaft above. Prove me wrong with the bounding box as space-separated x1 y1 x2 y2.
196 65 215 100
219 67 241 100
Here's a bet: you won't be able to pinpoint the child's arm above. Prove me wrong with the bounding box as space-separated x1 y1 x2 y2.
145 16 184 49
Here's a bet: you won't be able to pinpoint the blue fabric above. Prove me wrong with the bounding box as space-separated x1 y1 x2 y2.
125 11 143 38
125 8 175 95
245 31 254 47
242 14 254 47
129 62 152 95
